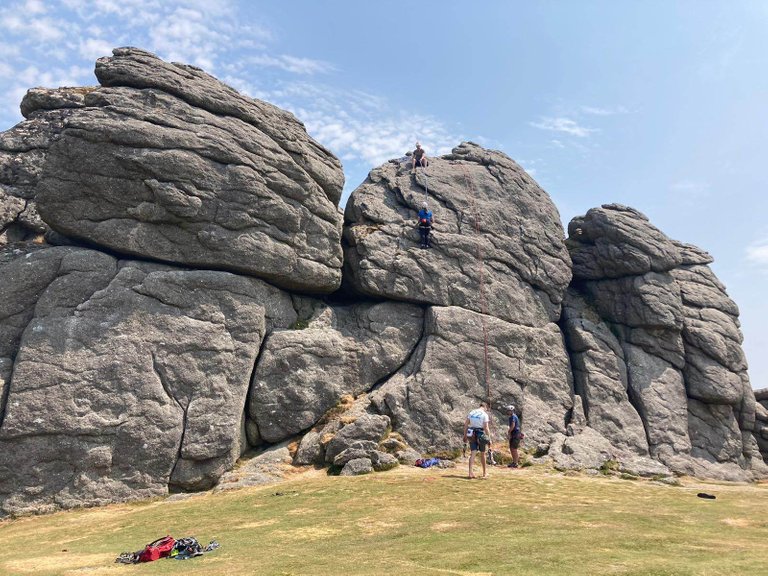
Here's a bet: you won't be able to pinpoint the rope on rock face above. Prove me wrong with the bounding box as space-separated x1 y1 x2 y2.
460 164 491 408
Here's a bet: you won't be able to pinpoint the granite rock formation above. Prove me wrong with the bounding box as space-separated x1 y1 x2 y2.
33 48 344 293
343 142 572 326
0 244 296 515
247 301 423 443
565 205 766 480
0 47 765 517
0 87 90 246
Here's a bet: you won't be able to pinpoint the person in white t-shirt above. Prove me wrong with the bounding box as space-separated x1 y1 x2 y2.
463 402 492 479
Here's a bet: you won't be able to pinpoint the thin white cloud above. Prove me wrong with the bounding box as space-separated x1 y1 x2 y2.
746 239 768 268
248 54 334 75
0 0 274 128
670 180 709 192
530 116 597 138
669 180 711 204
580 105 630 116
78 37 115 61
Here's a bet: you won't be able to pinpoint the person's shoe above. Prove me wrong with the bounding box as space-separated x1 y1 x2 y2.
507 463 519 468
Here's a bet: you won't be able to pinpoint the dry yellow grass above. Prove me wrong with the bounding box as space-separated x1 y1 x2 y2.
1 464 767 575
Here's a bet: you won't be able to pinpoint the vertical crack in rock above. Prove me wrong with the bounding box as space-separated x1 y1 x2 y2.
243 329 274 448
367 305 429 397
150 351 187 467
0 360 12 431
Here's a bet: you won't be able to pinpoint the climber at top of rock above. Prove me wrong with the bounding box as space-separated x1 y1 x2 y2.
411 142 429 172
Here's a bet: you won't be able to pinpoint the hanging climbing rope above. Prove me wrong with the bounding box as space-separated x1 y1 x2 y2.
460 164 491 408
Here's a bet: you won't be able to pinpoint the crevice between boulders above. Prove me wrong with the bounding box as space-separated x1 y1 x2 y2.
367 305 428 398
150 351 187 471
242 327 274 448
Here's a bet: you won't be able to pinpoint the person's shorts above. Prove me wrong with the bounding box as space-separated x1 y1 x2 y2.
468 429 487 452
414 158 426 167
509 436 522 450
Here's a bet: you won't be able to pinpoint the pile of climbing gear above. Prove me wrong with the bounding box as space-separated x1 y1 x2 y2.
115 535 220 564
415 457 441 468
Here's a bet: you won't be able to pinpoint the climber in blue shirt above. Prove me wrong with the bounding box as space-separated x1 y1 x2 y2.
417 201 433 249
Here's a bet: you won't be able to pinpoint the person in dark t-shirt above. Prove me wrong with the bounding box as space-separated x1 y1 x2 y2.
506 405 523 468
411 142 428 172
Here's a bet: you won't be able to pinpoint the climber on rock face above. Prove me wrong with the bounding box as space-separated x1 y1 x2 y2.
417 201 433 249
411 142 428 173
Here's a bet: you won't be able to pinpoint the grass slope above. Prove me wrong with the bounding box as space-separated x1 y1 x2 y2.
1 465 766 576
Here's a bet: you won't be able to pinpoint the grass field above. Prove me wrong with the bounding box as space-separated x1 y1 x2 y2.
1 463 766 576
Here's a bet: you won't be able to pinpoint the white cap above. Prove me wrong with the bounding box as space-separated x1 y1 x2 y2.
421 201 428 207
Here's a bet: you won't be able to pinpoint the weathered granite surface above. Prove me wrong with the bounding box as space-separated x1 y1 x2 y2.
31 48 345 292
0 48 764 518
564 204 766 480
247 301 423 443
343 142 572 326
0 245 295 516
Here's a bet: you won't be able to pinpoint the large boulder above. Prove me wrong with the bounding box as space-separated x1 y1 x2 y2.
0 246 296 516
29 47 344 293
561 289 649 456
371 306 574 454
343 142 571 326
0 88 90 245
564 204 766 479
247 301 424 443
567 204 682 279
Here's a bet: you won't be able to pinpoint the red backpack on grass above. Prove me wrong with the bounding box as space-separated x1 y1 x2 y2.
138 536 176 562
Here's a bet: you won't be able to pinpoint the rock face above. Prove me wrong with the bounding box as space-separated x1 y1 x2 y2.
345 143 576 465
565 205 766 480
0 245 296 515
371 306 574 453
0 88 89 245
0 47 764 517
32 48 344 293
247 301 423 443
343 142 572 326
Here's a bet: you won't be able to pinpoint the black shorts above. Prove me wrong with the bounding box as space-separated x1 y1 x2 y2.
414 158 426 167
509 436 522 450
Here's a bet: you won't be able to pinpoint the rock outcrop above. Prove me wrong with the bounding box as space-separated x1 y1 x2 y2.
247 300 423 443
0 245 296 515
0 88 90 246
343 142 572 326
30 48 344 293
371 306 574 453
564 205 766 480
0 47 764 517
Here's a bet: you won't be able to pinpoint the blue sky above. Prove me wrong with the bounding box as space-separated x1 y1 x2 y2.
1 0 766 388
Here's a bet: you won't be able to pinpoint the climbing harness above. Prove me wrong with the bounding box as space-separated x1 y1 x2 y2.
460 164 491 408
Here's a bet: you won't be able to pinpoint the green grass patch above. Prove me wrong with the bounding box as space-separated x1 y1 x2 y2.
1 467 767 575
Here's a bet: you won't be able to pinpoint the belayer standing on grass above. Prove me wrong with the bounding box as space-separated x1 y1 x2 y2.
411 142 428 172
464 402 492 479
417 201 433 249
506 405 524 468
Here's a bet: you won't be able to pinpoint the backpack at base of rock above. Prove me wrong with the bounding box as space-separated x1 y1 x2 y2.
114 536 220 564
